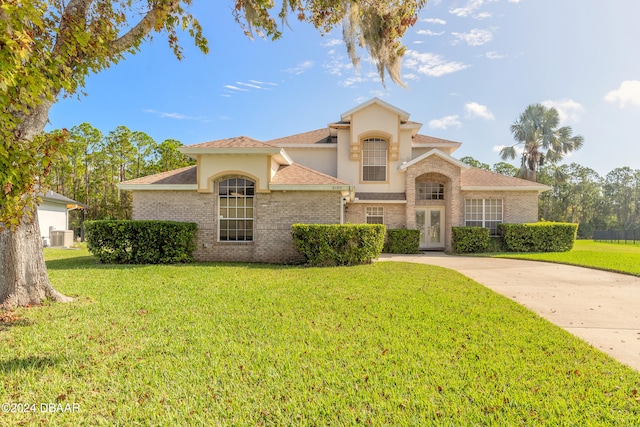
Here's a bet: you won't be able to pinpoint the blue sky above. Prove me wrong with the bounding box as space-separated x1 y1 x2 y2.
48 0 640 177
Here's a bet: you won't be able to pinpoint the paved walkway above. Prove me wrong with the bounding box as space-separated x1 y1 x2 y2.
378 253 640 372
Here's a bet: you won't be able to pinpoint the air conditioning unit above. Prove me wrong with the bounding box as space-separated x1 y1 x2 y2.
50 230 74 248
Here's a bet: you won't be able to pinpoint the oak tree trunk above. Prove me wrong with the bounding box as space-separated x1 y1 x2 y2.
0 209 73 310
1 99 72 310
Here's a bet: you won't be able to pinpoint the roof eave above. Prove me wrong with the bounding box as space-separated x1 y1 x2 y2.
399 148 471 171
117 184 198 191
461 185 551 193
269 184 354 192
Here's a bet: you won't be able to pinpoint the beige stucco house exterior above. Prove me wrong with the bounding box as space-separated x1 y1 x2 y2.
119 98 548 262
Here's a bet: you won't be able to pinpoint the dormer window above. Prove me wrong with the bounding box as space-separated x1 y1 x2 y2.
362 137 388 182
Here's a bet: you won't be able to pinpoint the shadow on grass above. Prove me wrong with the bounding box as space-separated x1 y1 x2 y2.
45 255 302 271
0 355 62 374
0 316 34 332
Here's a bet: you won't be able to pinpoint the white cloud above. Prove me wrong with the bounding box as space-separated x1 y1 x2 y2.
428 115 462 130
323 39 342 47
417 29 445 36
604 80 640 108
248 79 278 87
284 60 314 75
450 0 497 18
465 102 495 120
542 98 585 122
143 109 209 122
322 55 354 77
224 85 249 92
236 81 261 89
422 18 447 25
475 12 492 19
452 28 494 46
485 51 506 59
404 50 469 77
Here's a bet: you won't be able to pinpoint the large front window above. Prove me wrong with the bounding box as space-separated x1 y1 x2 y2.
362 138 387 182
465 199 503 235
219 178 254 241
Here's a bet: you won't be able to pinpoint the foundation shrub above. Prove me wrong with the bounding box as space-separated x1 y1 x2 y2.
291 224 386 266
383 228 421 254
452 226 491 254
85 220 197 264
500 222 578 252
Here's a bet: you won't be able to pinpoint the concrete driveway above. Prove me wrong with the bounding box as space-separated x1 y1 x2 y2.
378 253 640 372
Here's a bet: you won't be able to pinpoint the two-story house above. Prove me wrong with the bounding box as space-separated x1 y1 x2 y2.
118 98 548 262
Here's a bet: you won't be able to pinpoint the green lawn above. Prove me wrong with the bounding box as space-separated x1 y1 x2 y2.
1 249 640 425
495 240 640 276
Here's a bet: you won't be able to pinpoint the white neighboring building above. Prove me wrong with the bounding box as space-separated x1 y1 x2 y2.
37 190 85 247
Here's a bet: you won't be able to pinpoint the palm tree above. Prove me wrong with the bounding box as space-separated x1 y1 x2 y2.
500 104 584 181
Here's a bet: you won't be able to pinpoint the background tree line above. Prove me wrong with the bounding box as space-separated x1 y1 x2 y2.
461 157 640 238
44 123 194 229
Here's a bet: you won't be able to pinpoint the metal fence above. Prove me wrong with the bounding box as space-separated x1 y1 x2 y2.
593 229 640 244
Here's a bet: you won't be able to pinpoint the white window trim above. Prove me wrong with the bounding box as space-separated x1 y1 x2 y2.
465 199 503 235
218 178 255 242
362 138 388 182
365 206 384 224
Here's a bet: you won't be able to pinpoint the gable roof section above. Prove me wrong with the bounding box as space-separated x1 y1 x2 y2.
461 168 551 192
270 163 352 191
39 190 87 208
340 97 411 122
186 135 273 149
412 134 462 150
266 128 335 146
118 166 198 190
180 136 293 165
399 148 470 171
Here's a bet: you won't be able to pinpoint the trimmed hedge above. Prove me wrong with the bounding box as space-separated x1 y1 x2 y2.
452 226 490 254
86 220 197 264
383 228 421 254
291 224 386 266
500 222 578 252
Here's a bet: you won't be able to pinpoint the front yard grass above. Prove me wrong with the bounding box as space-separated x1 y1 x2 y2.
1 248 639 425
494 240 640 276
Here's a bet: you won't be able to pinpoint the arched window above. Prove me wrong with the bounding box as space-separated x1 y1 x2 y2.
362 138 388 182
417 182 444 200
218 178 254 241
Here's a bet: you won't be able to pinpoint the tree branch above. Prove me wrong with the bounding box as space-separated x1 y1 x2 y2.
107 0 181 56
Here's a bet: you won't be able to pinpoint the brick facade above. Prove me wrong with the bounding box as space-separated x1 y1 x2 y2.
345 203 406 229
132 189 341 263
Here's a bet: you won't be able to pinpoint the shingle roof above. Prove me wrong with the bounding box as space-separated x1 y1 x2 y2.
120 166 197 185
40 190 86 207
271 163 348 186
461 167 550 190
412 134 461 146
187 136 275 149
356 192 406 201
266 128 334 146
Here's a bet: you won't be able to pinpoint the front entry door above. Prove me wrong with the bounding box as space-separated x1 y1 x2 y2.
416 208 445 249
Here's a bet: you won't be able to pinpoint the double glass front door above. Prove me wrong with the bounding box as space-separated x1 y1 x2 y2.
416 208 444 249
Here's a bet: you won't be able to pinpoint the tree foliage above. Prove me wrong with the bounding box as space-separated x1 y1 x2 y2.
233 0 427 86
45 123 193 222
500 104 584 182
1 0 207 231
